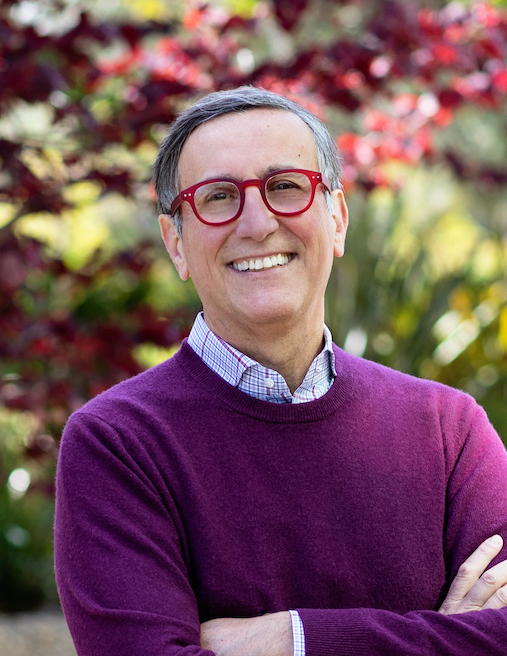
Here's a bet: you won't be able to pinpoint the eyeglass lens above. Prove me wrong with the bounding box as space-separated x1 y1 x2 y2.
194 171 314 223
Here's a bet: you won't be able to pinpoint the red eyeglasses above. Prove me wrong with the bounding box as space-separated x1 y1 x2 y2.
170 169 331 226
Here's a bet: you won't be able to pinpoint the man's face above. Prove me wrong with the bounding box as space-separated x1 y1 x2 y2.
160 108 348 348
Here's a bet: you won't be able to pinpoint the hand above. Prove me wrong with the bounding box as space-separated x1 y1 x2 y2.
200 611 293 656
438 535 507 614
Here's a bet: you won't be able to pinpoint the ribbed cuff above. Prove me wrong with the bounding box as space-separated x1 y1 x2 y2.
297 608 370 656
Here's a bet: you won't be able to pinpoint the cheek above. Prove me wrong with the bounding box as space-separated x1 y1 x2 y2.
183 235 227 281
301 219 336 258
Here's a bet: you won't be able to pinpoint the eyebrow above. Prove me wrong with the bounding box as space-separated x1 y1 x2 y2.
263 164 297 176
197 165 301 183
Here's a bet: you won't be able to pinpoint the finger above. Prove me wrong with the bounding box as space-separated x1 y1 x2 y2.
482 582 507 610
448 536 503 600
462 558 507 610
439 535 503 613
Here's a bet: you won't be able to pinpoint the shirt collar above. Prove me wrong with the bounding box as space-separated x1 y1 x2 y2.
187 312 336 403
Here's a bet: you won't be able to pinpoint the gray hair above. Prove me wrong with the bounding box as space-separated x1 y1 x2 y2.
154 86 342 235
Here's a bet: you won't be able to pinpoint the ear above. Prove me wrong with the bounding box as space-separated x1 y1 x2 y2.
159 214 190 281
330 189 349 258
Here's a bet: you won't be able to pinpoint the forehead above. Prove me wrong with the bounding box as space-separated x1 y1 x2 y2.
177 108 319 186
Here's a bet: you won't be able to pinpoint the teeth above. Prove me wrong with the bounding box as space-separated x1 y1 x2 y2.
232 253 291 272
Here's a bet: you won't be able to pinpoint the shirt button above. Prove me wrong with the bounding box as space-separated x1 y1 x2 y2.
265 378 274 389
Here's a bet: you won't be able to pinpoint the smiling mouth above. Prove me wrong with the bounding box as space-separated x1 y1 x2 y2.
231 253 293 272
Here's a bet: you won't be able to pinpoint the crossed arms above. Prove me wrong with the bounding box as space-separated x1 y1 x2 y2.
202 535 507 656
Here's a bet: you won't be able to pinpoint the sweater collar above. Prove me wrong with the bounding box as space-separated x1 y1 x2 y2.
173 339 353 424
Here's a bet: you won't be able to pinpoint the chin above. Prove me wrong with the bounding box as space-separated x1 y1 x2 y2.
239 302 300 326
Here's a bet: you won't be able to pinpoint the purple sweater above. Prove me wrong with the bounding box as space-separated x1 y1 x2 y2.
54 341 507 655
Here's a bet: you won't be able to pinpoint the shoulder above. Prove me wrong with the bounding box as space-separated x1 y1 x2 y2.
64 341 203 433
335 344 464 403
333 345 494 453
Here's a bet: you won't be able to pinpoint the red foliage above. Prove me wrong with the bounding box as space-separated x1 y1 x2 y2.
0 226 195 445
273 0 309 31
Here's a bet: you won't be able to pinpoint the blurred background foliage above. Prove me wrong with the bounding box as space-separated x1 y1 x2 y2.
0 0 506 611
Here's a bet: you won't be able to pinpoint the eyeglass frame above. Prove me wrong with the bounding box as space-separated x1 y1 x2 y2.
169 168 332 226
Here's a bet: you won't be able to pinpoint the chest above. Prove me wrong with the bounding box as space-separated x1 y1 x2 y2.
159 416 448 620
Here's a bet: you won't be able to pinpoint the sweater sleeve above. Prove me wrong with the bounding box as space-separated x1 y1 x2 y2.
54 410 213 656
297 396 507 656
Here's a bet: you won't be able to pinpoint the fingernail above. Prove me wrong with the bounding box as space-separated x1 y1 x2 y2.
487 535 503 546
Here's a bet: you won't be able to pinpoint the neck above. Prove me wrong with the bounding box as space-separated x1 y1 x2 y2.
204 313 326 393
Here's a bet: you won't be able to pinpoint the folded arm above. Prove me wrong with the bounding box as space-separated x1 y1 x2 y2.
201 535 507 656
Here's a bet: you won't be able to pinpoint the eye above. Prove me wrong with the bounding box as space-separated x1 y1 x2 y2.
196 182 239 205
271 180 299 191
267 173 309 196
207 190 230 202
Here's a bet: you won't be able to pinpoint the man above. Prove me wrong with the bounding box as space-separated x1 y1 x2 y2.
54 87 507 656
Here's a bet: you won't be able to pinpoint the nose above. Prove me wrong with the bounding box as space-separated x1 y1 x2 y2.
234 183 279 241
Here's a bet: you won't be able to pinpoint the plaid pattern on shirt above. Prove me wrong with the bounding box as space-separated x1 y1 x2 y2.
289 610 306 656
187 312 336 404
